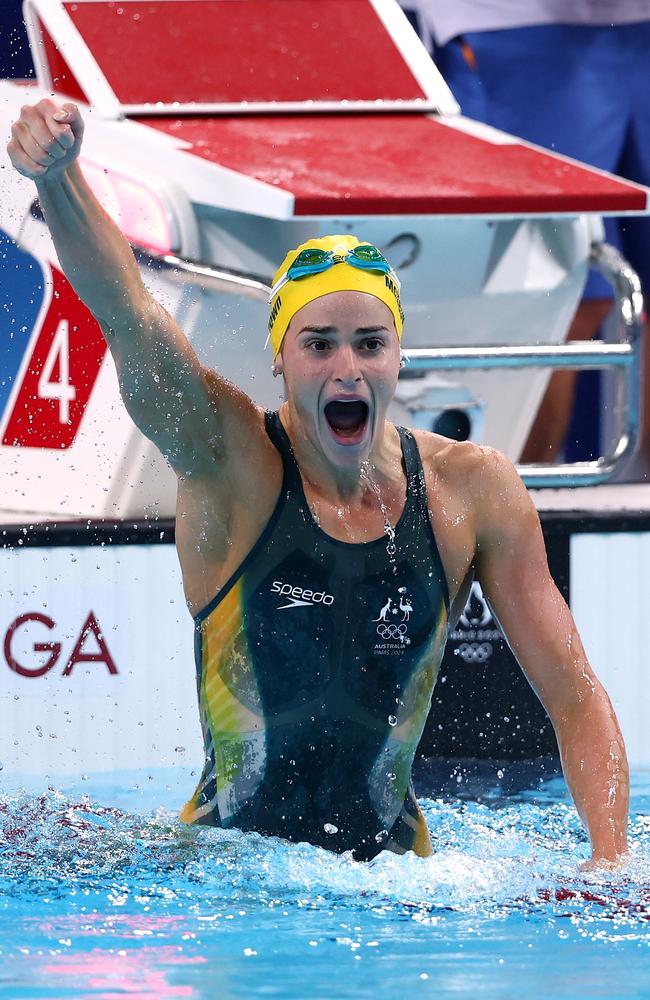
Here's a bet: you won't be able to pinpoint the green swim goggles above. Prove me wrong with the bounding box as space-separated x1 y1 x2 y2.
269 244 398 299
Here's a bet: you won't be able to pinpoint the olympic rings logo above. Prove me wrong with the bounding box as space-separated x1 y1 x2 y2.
456 642 493 664
377 623 408 640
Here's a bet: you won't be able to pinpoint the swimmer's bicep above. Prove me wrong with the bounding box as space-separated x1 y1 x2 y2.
473 454 595 713
481 552 589 716
97 296 255 473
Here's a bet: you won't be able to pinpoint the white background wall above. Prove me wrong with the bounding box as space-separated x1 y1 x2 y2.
571 532 650 770
0 543 202 777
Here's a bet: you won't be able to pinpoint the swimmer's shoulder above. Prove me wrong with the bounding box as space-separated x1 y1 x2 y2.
195 371 280 472
407 426 491 480
176 384 282 509
407 427 530 515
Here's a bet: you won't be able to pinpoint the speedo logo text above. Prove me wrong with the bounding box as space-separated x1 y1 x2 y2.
271 580 335 610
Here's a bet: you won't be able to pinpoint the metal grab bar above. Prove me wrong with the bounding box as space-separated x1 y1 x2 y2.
148 250 273 301
403 242 644 488
30 197 275 303
141 242 643 488
405 342 634 371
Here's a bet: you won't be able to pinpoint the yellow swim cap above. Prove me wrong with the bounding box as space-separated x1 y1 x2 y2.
267 234 404 356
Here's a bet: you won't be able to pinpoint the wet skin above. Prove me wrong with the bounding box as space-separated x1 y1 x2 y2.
7 97 630 867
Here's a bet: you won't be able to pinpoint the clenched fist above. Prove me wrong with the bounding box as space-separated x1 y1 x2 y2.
7 99 84 181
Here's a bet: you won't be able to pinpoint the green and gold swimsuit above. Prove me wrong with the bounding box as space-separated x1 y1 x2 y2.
181 411 449 860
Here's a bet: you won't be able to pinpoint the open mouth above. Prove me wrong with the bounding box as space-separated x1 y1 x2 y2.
323 399 369 442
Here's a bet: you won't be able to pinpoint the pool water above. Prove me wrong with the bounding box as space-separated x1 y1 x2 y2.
1 768 649 999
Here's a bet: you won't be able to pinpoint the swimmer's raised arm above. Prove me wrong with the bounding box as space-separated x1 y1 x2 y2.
472 449 629 867
6 99 258 474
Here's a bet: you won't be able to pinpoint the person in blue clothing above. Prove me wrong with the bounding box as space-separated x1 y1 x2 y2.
7 96 630 866
402 1 650 469
0 1 35 79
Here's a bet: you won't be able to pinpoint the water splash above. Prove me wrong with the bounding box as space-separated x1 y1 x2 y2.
2 782 649 917
1 776 650 998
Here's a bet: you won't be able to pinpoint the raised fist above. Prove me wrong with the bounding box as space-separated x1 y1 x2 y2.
7 99 84 181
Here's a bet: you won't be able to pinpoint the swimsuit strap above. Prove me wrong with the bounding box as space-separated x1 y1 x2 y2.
398 426 450 611
264 410 304 493
396 426 430 523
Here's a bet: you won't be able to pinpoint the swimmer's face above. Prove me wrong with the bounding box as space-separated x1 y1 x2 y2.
277 291 401 468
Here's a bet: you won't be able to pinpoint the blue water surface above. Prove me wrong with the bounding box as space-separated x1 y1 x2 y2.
1 768 649 999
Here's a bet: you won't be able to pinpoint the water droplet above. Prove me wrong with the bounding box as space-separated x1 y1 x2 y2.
323 822 338 835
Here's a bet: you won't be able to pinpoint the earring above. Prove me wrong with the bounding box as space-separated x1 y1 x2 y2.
272 364 282 378
399 350 407 369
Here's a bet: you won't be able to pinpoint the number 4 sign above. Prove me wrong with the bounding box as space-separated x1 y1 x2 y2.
38 317 77 425
2 264 107 449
